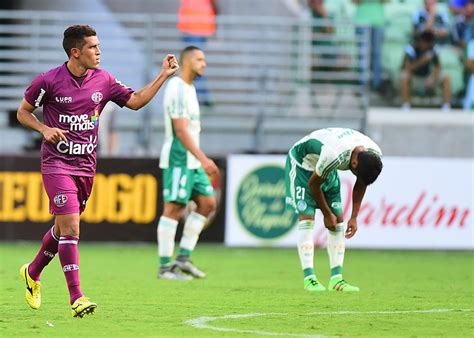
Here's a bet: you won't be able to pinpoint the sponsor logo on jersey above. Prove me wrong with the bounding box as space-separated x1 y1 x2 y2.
235 164 297 239
56 135 98 155
59 113 97 131
91 91 103 104
34 88 46 107
53 193 68 207
91 110 99 126
55 96 73 103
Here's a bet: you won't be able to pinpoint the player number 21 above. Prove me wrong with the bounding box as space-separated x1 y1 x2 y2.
296 186 306 199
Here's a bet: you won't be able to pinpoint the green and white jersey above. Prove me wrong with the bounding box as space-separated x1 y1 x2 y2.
159 76 201 169
289 128 382 179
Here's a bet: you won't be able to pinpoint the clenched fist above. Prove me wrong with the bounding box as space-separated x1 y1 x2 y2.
161 54 179 77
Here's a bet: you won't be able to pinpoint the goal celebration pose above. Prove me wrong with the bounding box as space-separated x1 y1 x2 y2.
17 24 178 317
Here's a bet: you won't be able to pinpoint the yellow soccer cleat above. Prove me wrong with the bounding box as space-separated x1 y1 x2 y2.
71 296 97 318
20 263 41 309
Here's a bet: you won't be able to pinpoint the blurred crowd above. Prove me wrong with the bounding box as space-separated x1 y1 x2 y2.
298 0 474 111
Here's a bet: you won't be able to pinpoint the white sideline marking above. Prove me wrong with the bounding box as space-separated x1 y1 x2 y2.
185 309 474 337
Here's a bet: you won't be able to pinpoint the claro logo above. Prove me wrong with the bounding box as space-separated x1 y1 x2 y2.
0 172 157 224
56 135 97 155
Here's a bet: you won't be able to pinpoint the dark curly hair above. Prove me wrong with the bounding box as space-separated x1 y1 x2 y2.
63 25 97 57
356 151 383 185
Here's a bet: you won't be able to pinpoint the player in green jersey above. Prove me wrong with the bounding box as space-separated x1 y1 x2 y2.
285 128 383 292
157 46 219 280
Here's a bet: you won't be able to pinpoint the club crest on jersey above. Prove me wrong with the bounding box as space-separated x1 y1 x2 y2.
297 200 307 211
91 91 103 104
54 193 68 207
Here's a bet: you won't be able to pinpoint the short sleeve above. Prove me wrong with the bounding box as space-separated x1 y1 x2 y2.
108 73 134 107
315 146 338 179
467 40 474 59
412 12 420 28
164 81 188 119
404 44 415 60
24 74 48 107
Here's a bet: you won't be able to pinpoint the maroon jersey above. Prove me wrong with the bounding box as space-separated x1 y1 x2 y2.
24 63 133 176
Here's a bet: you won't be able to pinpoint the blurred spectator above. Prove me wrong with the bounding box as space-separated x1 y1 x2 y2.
450 0 470 15
413 0 450 45
464 36 474 110
452 0 474 48
308 0 351 85
308 0 333 80
309 0 333 34
352 0 387 91
177 0 218 107
400 31 452 112
98 102 118 156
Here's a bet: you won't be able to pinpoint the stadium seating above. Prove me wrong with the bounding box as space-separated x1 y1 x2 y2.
0 1 467 156
0 9 369 155
381 0 465 102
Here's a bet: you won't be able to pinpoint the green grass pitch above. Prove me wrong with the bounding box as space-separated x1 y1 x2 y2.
0 243 472 337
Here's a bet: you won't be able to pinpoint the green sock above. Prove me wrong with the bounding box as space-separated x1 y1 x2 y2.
330 266 342 279
303 268 315 278
160 257 172 268
178 248 192 257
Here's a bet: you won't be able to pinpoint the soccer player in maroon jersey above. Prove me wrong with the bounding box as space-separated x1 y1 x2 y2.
16 25 179 318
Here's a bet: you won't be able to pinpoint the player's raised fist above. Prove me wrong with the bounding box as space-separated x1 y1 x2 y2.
162 54 179 77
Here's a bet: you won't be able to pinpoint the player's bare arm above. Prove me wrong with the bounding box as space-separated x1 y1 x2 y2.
346 177 367 239
172 118 219 176
17 99 68 144
308 172 337 231
403 53 432 73
125 54 179 110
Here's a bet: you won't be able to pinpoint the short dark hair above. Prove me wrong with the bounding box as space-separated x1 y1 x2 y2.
63 25 97 57
356 151 383 185
179 45 201 64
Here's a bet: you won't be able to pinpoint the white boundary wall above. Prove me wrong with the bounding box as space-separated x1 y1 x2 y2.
225 154 473 249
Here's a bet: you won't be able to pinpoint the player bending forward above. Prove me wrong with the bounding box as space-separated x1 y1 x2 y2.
17 25 178 317
285 128 383 292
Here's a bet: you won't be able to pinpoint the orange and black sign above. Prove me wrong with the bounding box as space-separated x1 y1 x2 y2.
0 156 225 242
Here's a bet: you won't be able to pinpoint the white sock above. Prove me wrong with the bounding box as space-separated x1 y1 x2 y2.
327 222 345 278
178 211 207 254
441 103 451 112
401 102 411 112
297 220 315 274
157 216 178 265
